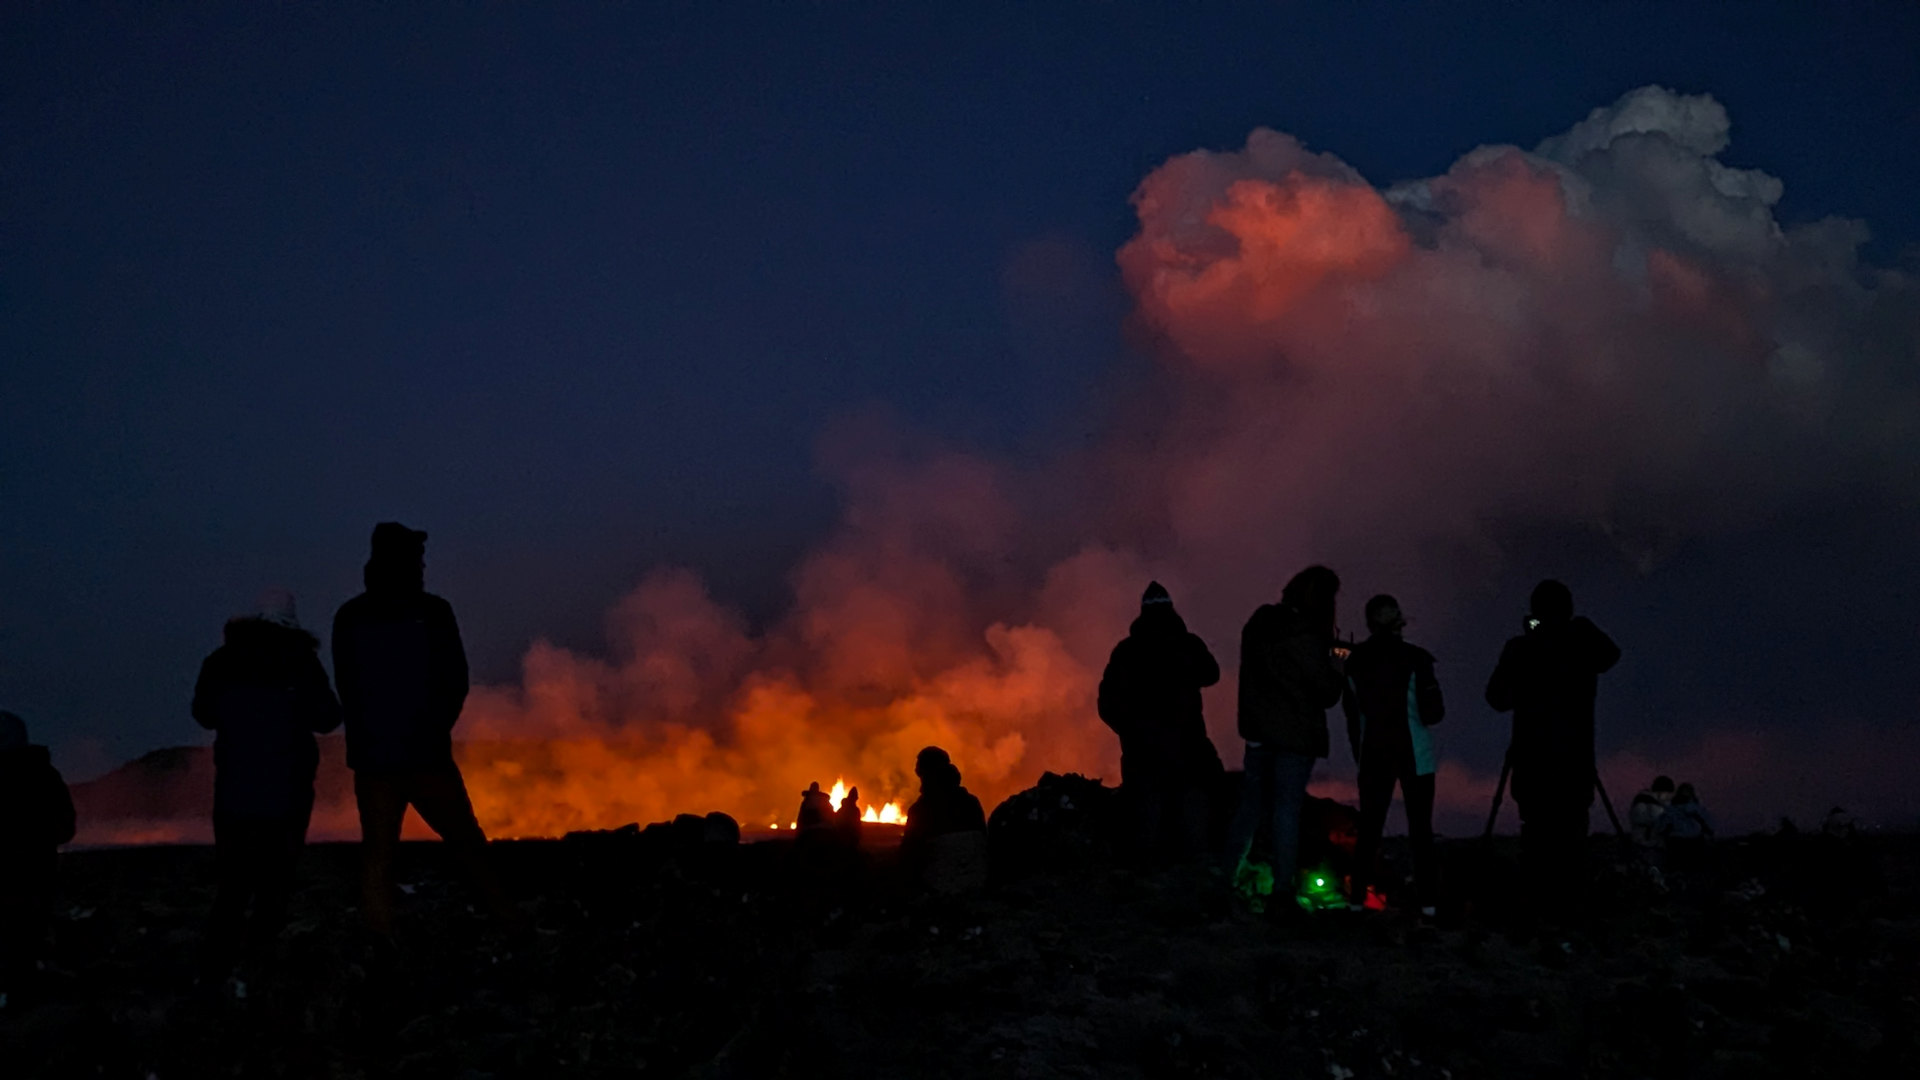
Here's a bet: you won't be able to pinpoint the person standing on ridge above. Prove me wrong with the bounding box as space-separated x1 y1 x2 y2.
1097 581 1223 862
1340 595 1444 916
1225 565 1345 903
1485 579 1621 915
0 710 75 1010
333 523 513 939
192 588 341 986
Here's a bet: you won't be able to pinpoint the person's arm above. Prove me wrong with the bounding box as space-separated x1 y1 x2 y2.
1190 635 1221 689
331 605 358 718
1415 651 1445 727
1485 641 1518 713
1096 644 1129 734
1341 675 1363 762
301 648 343 734
46 763 76 847
1283 629 1345 710
1577 618 1621 674
432 598 470 731
191 653 221 730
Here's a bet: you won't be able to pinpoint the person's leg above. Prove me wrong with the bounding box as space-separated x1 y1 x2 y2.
247 807 310 954
407 764 515 923
1269 752 1316 897
0 852 56 996
1224 745 1274 873
1350 763 1396 906
203 814 257 979
1131 780 1167 864
1402 768 1438 911
1175 784 1211 861
354 773 408 939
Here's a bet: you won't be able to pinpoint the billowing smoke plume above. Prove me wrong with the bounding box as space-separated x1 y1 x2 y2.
435 86 1917 838
81 87 1917 844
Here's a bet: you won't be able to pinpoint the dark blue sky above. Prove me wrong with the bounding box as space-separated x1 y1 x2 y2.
5 2 1918 782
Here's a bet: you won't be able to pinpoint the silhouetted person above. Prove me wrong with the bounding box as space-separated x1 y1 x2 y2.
0 711 74 1008
1655 782 1712 873
836 785 865 844
1341 595 1444 915
1485 579 1620 913
901 747 986 852
191 589 341 983
796 782 835 832
1097 581 1223 862
1629 775 1676 854
1225 566 1345 898
333 523 511 939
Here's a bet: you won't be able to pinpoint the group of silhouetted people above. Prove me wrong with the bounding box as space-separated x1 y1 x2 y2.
187 522 514 987
1099 567 1622 920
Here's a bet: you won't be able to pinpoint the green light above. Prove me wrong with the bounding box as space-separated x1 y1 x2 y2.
1314 877 1325 886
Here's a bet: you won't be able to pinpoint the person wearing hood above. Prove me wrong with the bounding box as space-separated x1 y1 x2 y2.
1485 579 1621 910
333 523 512 938
1340 595 1445 915
1097 581 1223 860
191 589 341 982
1225 565 1346 899
902 746 986 851
0 710 76 1006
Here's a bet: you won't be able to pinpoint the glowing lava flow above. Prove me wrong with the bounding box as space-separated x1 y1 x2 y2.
767 777 906 830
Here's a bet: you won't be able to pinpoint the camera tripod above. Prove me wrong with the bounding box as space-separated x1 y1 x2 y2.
1481 749 1625 840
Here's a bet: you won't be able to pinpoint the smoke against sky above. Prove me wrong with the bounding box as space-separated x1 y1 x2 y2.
429 87 1920 839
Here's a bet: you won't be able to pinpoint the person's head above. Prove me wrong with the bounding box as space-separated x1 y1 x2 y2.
1652 775 1675 795
1141 580 1173 613
915 746 952 780
1281 565 1341 631
1674 782 1698 805
0 710 26 751
1364 594 1406 637
254 587 301 630
365 522 428 594
1529 579 1575 626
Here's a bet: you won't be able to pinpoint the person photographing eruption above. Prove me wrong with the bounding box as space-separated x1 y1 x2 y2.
1485 580 1620 917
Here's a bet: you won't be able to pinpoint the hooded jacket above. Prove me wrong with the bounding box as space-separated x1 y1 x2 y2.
1237 602 1345 757
1341 634 1445 776
0 745 76 855
332 581 469 774
1484 616 1621 808
1096 605 1223 785
193 617 341 819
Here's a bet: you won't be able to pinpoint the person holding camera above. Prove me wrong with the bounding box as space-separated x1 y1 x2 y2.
1485 580 1620 916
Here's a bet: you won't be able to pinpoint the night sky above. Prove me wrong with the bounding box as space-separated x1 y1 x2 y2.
5 4 1918 829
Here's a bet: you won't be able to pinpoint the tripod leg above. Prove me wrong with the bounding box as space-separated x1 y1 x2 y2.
1594 770 1625 837
1482 753 1513 841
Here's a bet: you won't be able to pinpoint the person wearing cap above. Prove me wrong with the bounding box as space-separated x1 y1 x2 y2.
333 523 511 938
1485 579 1621 914
0 710 76 1007
191 588 342 983
1226 565 1346 902
1340 595 1445 915
1096 581 1223 861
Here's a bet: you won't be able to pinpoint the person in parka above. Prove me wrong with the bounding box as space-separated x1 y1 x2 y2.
1340 595 1444 914
901 747 986 851
0 710 75 1005
1485 579 1620 906
1097 581 1223 860
333 522 513 938
1225 565 1345 897
191 589 341 980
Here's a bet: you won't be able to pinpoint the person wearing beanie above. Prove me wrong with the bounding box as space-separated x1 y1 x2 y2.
191 589 341 984
1485 579 1621 916
1096 581 1223 862
332 523 513 938
1340 594 1445 916
0 710 76 1006
1226 566 1346 902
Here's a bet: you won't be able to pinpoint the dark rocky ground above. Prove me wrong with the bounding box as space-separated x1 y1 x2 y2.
5 803 1918 1079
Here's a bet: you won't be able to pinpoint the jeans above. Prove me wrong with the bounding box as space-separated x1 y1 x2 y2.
354 764 511 937
1225 744 1316 891
204 809 310 976
1353 760 1436 906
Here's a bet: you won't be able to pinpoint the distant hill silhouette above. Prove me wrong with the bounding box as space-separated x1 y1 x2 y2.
70 737 359 845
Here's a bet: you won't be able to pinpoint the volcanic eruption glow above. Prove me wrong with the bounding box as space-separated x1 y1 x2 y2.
69 86 1920 845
